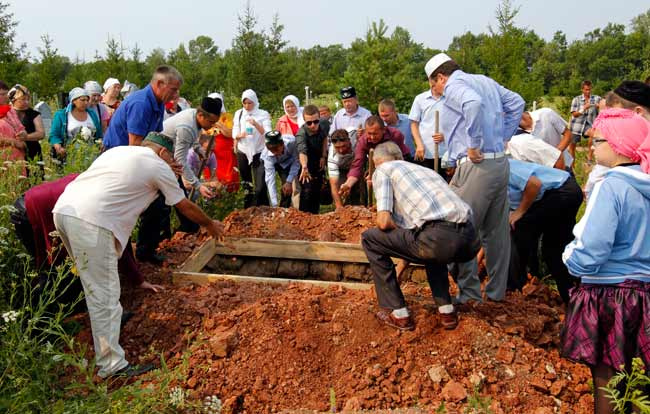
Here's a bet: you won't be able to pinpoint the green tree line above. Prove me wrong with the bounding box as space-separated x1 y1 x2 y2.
1 0 649 114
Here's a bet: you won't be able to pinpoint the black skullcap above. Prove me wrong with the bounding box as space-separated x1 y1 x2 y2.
144 132 175 153
340 86 356 99
200 96 223 116
264 130 283 146
614 80 650 108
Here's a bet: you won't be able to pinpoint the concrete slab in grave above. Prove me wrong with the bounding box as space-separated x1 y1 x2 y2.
34 101 53 136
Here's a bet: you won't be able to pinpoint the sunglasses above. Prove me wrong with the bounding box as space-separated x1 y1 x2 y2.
330 137 349 143
305 119 320 126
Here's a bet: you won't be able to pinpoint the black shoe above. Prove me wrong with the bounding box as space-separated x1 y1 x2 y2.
110 363 155 379
120 311 134 328
136 252 167 265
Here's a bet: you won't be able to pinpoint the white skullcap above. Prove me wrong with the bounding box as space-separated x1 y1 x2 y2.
425 53 452 78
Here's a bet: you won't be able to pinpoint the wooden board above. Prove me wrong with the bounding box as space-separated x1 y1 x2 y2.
172 271 372 291
177 237 369 273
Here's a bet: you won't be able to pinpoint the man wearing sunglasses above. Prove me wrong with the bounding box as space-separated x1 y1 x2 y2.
295 105 330 213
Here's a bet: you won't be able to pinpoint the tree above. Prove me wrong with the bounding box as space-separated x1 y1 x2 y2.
343 20 429 112
25 35 69 100
0 1 27 83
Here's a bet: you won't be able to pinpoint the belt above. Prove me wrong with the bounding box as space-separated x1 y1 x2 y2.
458 151 505 165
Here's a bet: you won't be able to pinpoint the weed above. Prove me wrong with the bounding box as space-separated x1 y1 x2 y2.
602 358 650 414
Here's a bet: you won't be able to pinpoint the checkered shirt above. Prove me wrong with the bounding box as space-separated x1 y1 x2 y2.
569 94 601 137
373 160 472 229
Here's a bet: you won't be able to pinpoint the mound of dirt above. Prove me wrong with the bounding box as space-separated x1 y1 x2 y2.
223 206 376 243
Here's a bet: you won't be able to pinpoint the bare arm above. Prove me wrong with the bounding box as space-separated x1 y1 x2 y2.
557 128 572 151
174 198 224 241
330 177 344 209
376 210 397 231
128 133 144 146
23 115 45 141
509 176 541 229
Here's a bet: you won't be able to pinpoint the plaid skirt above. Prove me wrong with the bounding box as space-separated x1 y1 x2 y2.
561 279 650 370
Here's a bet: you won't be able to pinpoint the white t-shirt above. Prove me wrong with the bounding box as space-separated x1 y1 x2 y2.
53 146 186 253
507 133 561 168
67 112 96 139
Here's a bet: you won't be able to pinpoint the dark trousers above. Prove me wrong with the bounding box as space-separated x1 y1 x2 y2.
136 193 171 258
237 151 269 208
299 168 323 214
256 161 292 208
362 220 480 310
508 176 583 303
175 178 200 233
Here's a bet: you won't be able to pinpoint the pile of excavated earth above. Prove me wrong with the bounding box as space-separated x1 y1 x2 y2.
71 207 592 413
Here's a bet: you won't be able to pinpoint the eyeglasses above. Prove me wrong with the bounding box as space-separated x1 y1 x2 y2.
305 119 320 126
592 138 608 146
330 137 349 143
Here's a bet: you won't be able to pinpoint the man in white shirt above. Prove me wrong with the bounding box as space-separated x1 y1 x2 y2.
330 86 372 134
53 132 224 379
519 108 573 168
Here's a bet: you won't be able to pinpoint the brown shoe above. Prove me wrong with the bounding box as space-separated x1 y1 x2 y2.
376 310 415 331
439 311 459 330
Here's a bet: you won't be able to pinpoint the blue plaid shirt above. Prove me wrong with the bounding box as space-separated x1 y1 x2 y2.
373 160 472 229
569 94 601 137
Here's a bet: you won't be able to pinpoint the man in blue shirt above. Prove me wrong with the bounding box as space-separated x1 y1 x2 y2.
102 65 184 264
425 53 525 303
258 131 300 208
507 159 582 303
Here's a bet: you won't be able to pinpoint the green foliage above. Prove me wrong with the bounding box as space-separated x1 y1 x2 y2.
0 1 28 84
602 358 650 414
464 386 493 414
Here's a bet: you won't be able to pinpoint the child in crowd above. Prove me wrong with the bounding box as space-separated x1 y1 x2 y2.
185 134 221 202
561 107 650 413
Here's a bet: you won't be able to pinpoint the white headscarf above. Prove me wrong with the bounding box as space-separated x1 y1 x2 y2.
241 89 259 114
282 94 304 127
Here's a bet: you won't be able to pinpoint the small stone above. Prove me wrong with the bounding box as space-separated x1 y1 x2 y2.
370 341 378 348
186 376 198 389
428 365 450 384
550 379 567 396
441 380 467 402
504 368 515 379
529 376 549 393
332 322 345 334
495 343 516 364
343 396 361 411
533 408 553 414
209 329 238 358
545 363 557 375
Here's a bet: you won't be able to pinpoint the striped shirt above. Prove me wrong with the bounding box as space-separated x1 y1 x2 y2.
373 160 472 229
568 94 601 137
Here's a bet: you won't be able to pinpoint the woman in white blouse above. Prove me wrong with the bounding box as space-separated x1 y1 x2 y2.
232 89 272 207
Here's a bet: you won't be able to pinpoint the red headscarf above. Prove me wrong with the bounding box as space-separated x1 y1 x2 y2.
0 104 12 118
593 107 650 173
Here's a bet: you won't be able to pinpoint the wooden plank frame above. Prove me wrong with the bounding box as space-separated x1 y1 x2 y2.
172 271 372 290
176 237 369 274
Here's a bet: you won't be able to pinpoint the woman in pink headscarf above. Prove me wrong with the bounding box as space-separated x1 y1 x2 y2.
0 80 27 162
561 107 650 414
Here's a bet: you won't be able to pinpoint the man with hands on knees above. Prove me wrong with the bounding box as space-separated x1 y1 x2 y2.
259 130 300 208
361 142 479 332
53 132 225 379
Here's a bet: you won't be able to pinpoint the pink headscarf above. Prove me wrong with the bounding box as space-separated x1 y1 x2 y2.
593 107 650 173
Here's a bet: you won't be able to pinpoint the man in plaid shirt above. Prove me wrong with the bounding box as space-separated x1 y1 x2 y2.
361 142 480 331
568 80 601 160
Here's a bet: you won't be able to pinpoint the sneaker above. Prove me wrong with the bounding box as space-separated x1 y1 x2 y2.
439 311 459 330
375 309 415 331
110 363 155 379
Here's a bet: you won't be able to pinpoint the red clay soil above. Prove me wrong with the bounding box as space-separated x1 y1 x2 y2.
223 206 376 243
69 208 594 413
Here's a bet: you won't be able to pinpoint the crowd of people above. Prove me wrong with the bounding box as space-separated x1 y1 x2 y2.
2 57 650 412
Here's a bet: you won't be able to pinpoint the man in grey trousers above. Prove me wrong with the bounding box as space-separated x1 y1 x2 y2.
425 53 525 303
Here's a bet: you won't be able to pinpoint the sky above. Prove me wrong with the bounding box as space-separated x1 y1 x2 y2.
8 0 650 61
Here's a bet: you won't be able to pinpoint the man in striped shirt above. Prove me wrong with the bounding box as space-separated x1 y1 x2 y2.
361 142 480 331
